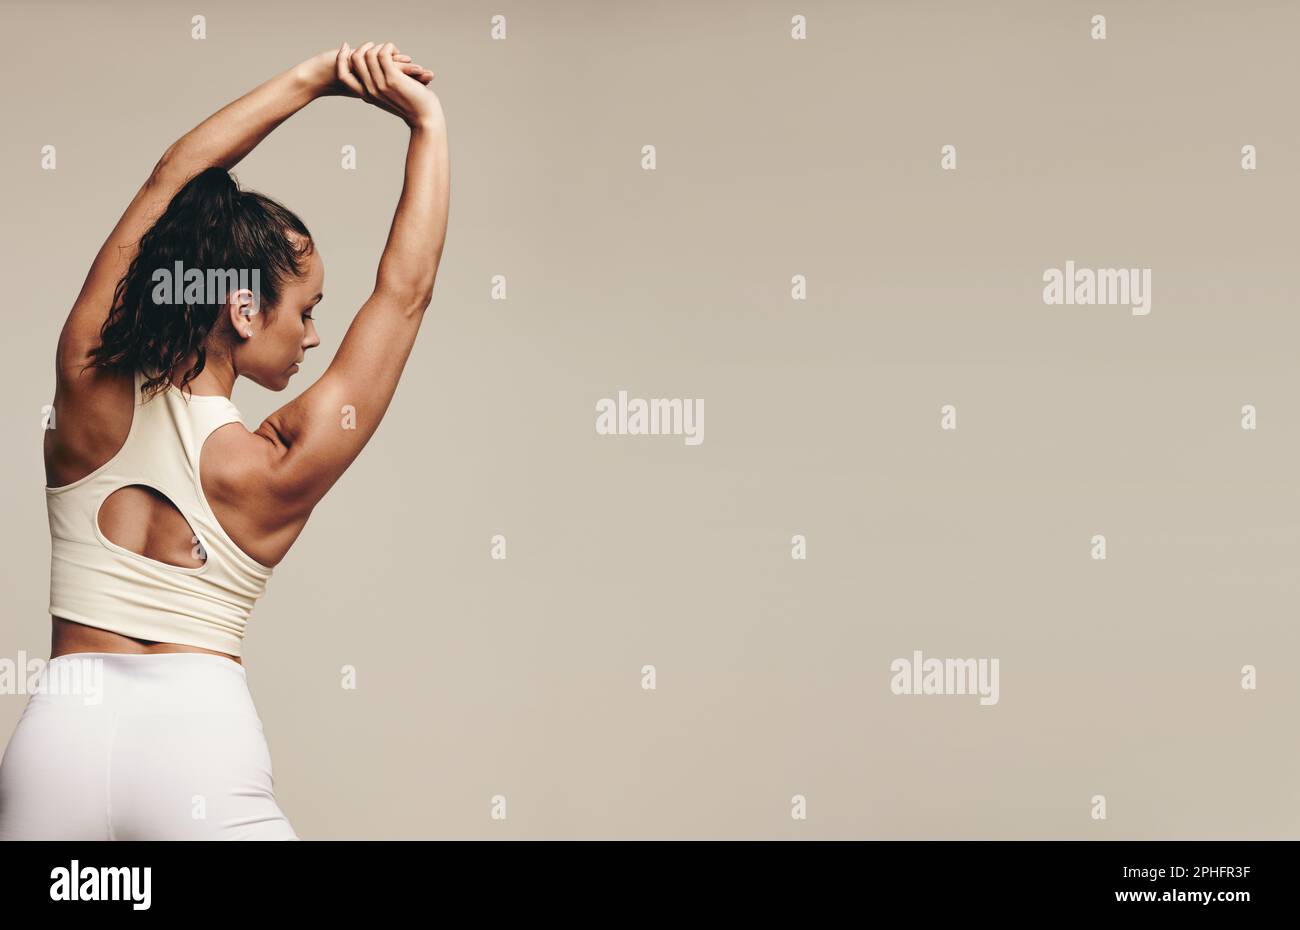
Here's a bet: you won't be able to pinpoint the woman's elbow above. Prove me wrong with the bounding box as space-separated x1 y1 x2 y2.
407 285 434 316
146 145 190 190
376 279 435 317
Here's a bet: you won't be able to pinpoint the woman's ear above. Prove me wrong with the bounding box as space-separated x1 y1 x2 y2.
225 288 259 338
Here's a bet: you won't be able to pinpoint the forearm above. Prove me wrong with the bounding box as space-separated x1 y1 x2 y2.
374 115 450 310
155 64 318 183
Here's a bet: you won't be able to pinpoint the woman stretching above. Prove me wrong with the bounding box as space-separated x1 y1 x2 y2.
0 41 450 840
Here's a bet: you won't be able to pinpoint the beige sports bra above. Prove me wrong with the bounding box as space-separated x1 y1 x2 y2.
45 367 274 656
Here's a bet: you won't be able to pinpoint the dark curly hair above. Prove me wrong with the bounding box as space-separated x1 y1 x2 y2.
85 166 312 401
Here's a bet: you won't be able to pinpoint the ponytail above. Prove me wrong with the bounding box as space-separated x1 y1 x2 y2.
86 166 313 401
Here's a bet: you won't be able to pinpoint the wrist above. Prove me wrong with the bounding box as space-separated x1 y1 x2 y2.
407 107 446 134
291 52 335 99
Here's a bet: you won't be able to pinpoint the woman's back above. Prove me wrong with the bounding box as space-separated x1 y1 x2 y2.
45 365 278 657
45 366 310 569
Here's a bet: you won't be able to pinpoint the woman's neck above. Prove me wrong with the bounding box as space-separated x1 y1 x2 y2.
168 354 236 398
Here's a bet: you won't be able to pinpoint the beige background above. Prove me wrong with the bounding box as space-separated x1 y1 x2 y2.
2 0 1298 838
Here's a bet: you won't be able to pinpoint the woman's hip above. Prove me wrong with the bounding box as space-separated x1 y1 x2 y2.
0 651 295 840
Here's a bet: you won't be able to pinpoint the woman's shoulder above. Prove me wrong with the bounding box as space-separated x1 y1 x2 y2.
199 419 308 569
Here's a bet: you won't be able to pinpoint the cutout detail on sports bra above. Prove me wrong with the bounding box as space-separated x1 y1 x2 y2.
96 484 208 570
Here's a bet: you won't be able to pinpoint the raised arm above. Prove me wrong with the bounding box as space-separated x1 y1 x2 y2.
255 43 450 518
56 44 431 378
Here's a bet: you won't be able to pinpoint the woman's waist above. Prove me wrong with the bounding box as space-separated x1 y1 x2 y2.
34 619 255 712
52 615 243 666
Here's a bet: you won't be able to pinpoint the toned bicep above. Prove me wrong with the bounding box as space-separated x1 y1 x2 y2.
256 289 429 515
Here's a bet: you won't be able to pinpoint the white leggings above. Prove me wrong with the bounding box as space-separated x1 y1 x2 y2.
0 652 297 840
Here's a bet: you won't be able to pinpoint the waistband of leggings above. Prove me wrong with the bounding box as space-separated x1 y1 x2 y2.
46 651 247 678
31 652 255 711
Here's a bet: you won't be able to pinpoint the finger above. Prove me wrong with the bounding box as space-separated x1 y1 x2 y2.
336 42 364 95
336 43 366 96
377 42 402 88
395 54 412 62
352 41 379 97
353 40 379 96
366 43 388 93
398 61 431 83
374 41 397 90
